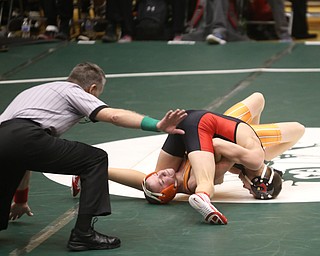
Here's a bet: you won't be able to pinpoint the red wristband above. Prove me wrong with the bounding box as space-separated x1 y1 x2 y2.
14 187 29 204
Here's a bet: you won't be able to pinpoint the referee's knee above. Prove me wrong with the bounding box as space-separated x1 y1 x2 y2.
87 147 108 170
91 146 107 160
96 149 108 166
96 147 108 160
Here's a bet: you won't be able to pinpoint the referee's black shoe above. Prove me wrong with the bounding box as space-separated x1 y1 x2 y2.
67 228 121 251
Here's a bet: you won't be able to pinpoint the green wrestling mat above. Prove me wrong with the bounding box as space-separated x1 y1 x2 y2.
1 40 320 255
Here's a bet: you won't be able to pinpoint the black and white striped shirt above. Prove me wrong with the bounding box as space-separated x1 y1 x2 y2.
0 81 108 136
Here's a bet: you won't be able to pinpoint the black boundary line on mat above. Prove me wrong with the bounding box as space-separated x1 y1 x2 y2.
9 204 78 255
0 41 69 81
205 43 297 111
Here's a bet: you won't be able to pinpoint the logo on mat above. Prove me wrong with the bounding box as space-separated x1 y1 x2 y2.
267 140 320 203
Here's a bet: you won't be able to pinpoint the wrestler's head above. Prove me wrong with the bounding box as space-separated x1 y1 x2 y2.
142 168 178 204
239 165 283 200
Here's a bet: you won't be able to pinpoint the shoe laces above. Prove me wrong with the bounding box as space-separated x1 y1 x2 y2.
190 194 227 224
190 194 218 216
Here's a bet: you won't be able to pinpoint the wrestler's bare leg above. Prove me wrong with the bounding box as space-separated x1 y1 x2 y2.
224 92 265 125
262 122 305 160
187 151 215 198
224 92 305 160
187 151 228 225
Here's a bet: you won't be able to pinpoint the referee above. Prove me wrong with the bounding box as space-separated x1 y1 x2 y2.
0 62 187 251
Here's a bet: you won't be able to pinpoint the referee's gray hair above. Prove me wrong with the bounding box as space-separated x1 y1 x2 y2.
67 62 106 89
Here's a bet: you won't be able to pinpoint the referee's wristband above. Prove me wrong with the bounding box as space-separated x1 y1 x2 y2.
141 116 160 132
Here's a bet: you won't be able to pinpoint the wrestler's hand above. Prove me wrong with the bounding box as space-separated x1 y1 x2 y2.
9 202 33 221
157 109 187 135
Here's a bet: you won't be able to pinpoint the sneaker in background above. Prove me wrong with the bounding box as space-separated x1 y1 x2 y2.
173 34 182 41
38 25 58 40
206 33 227 45
118 35 132 43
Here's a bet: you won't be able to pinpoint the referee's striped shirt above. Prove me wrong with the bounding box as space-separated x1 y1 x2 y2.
0 81 108 136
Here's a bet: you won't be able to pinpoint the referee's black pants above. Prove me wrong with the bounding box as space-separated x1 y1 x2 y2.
0 119 111 230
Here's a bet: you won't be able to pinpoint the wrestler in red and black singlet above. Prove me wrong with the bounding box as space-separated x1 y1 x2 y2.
162 110 248 157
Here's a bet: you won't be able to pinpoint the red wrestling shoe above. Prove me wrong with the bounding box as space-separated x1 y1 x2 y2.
71 175 81 197
188 193 228 225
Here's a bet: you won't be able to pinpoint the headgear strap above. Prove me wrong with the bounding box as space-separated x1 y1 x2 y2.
244 165 275 200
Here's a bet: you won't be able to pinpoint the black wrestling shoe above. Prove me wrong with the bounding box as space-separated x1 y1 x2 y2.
67 228 121 251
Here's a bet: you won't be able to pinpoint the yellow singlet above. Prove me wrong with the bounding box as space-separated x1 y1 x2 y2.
224 102 282 147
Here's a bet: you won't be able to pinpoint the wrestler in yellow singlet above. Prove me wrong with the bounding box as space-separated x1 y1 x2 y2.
224 102 282 147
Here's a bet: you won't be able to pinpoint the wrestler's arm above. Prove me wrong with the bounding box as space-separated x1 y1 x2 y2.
215 157 235 173
212 138 264 170
108 168 146 191
17 171 30 190
214 156 236 184
10 171 34 220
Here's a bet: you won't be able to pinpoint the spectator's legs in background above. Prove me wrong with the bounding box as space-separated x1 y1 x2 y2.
56 0 73 40
170 0 187 40
117 0 133 43
102 0 118 42
267 0 292 41
290 0 317 39
39 0 59 39
206 0 228 44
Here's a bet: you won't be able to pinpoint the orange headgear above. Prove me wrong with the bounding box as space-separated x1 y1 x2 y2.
142 171 178 204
